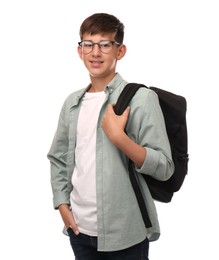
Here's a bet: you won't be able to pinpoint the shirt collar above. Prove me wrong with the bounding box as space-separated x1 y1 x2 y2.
105 73 124 93
70 73 124 108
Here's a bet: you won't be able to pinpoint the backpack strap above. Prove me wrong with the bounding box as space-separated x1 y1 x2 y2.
128 163 152 228
114 83 152 228
114 83 146 115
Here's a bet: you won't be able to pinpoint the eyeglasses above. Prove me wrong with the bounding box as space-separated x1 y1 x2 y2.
78 40 121 54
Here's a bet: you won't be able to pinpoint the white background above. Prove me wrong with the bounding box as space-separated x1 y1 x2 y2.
0 0 218 259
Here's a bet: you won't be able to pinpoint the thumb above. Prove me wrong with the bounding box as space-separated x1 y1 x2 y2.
69 222 80 236
107 103 114 112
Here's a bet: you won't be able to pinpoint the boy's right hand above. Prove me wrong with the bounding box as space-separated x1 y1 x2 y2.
58 204 80 235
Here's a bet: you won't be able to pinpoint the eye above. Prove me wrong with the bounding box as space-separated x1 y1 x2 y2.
83 41 93 48
99 41 111 48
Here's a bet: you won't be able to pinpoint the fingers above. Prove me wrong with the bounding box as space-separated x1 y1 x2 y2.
107 103 130 116
123 106 130 117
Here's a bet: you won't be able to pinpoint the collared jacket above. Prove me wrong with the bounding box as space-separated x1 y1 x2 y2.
47 73 174 251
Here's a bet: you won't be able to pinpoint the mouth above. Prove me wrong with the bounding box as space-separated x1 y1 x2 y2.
91 60 103 64
90 60 103 68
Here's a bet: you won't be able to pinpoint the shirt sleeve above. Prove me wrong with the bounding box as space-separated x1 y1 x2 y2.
47 99 71 209
129 89 175 181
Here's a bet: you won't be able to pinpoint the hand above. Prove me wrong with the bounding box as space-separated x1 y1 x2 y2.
102 104 130 143
58 204 79 235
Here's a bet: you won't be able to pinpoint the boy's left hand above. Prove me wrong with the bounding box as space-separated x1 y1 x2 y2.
102 104 130 143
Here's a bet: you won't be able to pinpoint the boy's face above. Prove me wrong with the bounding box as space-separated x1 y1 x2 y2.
78 32 126 80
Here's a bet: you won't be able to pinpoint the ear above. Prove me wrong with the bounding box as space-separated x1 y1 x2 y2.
77 46 83 59
117 44 127 60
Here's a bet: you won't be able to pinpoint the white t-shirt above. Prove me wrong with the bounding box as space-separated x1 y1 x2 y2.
70 91 106 236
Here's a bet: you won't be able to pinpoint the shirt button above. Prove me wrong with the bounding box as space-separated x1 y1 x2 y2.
109 88 113 93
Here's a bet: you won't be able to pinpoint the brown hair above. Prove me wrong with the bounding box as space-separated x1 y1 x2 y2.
79 13 125 44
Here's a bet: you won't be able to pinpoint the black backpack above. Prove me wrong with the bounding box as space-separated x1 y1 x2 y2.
114 83 189 228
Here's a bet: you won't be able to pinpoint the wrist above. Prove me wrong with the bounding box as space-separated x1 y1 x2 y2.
58 204 71 211
111 130 126 146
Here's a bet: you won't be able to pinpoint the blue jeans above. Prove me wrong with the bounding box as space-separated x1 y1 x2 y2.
67 227 149 260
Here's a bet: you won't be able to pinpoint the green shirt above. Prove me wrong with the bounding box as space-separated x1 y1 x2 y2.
47 73 174 251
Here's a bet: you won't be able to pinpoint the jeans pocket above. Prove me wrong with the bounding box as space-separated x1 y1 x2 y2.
67 226 74 236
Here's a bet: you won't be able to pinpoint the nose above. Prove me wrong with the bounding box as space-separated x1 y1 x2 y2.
92 43 101 55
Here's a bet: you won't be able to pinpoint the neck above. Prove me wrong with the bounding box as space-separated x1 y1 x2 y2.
88 73 117 92
88 85 104 93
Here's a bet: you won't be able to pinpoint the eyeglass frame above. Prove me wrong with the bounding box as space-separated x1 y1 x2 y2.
78 40 122 54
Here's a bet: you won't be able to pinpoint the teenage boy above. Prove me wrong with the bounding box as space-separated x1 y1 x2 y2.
47 12 174 260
